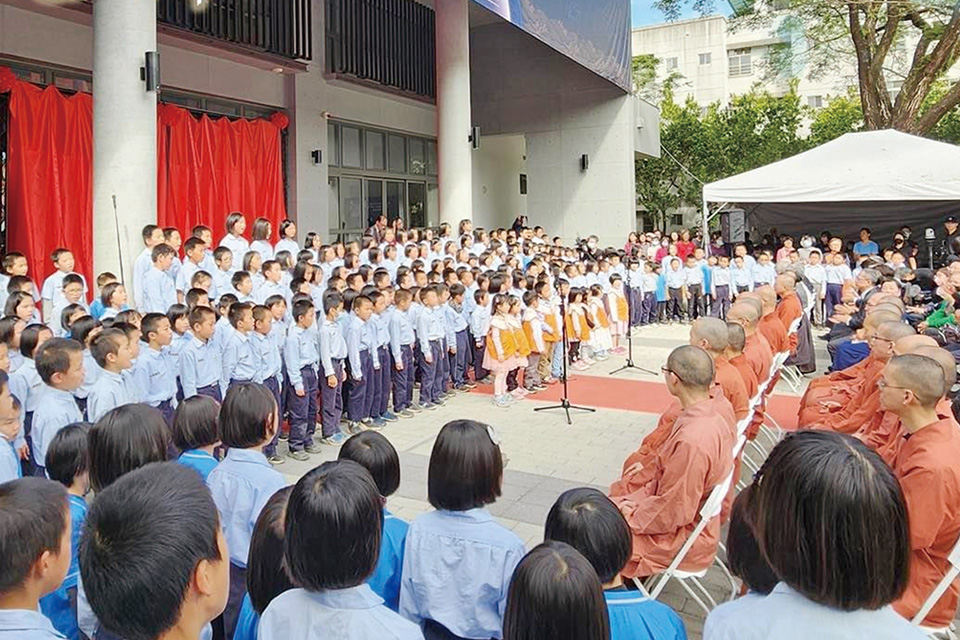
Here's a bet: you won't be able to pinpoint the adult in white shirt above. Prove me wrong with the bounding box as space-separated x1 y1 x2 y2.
705 431 924 640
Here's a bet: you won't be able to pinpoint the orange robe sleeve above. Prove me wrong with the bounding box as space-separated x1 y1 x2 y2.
716 358 749 421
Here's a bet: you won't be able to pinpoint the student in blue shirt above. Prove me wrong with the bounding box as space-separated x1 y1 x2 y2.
852 227 879 257
87 273 117 321
222 302 258 390
250 305 285 463
233 486 294 640
86 329 136 424
10 325 53 474
400 420 525 640
339 432 409 612
345 295 375 433
259 460 423 640
67 317 101 422
131 313 178 427
0 393 21 484
40 424 91 640
503 541 610 640
415 286 447 409
207 383 287 640
283 299 321 461
544 488 686 640
390 289 418 417
318 291 348 445
80 463 229 640
0 478 72 640
32 338 85 477
179 306 223 402
173 395 221 481
140 244 178 314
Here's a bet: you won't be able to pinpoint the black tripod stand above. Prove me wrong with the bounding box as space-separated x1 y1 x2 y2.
610 266 658 377
534 284 595 425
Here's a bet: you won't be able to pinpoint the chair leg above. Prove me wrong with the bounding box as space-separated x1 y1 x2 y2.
690 576 719 609
714 557 739 602
675 577 712 617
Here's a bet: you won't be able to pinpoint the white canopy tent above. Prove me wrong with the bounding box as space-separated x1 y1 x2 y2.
700 130 960 245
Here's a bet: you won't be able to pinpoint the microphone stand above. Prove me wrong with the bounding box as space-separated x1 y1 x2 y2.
610 266 658 377
534 279 595 425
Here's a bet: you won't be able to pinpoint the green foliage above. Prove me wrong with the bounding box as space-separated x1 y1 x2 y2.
807 89 863 147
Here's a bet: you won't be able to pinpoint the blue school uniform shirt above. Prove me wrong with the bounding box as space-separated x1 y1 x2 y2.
88 298 105 320
258 585 423 640
179 337 222 398
752 263 777 287
283 325 319 393
141 266 177 313
233 593 258 640
369 509 409 612
0 609 67 639
39 495 87 640
416 307 445 357
399 508 525 640
179 449 219 482
87 370 137 424
32 387 84 468
10 358 43 414
251 331 282 385
207 448 286 568
319 319 348 378
222 328 258 385
130 346 177 407
0 439 20 483
388 310 415 363
605 590 686 640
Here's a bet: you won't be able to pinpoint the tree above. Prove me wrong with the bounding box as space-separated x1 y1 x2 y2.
807 89 864 146
652 0 960 135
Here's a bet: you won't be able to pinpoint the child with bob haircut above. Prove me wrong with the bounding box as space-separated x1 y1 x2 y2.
338 431 408 611
545 487 686 640
258 460 422 640
503 541 610 640
173 395 221 481
80 463 228 640
206 382 286 639
0 477 72 639
39 423 91 640
233 486 294 640
400 419 525 639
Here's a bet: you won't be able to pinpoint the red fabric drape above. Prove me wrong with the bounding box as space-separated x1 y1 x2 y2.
0 67 287 284
157 103 287 245
0 67 94 286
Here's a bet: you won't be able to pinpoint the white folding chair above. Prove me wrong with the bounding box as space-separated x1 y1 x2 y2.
638 472 736 616
912 534 960 639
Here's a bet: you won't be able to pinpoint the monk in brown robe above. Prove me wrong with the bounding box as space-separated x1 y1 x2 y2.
690 317 749 422
610 346 736 578
774 275 803 352
755 286 788 355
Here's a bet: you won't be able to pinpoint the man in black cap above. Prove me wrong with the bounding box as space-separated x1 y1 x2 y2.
937 215 960 267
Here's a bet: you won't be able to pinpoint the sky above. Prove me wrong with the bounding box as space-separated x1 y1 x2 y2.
631 0 709 27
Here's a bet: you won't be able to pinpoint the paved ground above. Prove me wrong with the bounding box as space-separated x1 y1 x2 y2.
272 323 819 639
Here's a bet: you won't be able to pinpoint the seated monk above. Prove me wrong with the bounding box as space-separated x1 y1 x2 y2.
726 323 759 402
690 317 749 422
754 286 788 356
727 300 772 386
609 346 736 579
807 321 915 433
798 309 901 423
879 354 960 629
856 339 948 466
774 274 803 352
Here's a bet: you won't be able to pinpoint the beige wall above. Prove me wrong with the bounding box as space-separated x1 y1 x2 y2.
471 134 527 230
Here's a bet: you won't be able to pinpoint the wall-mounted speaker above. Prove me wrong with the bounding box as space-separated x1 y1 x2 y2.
579 154 589 172
469 125 481 150
142 51 160 93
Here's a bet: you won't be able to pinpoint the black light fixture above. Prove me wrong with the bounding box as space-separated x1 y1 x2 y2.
311 150 323 165
141 51 160 93
469 125 481 150
579 154 589 172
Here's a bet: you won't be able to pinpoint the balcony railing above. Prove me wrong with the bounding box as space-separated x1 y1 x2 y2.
157 0 312 61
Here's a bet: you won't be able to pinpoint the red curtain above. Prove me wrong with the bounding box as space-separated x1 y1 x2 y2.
0 67 94 286
157 103 288 244
0 66 288 285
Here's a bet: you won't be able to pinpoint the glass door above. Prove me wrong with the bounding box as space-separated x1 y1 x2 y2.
365 179 384 228
408 182 426 229
328 177 340 241
339 177 364 242
386 181 406 227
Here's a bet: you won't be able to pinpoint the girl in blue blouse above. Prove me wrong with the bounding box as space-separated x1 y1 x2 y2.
399 420 526 640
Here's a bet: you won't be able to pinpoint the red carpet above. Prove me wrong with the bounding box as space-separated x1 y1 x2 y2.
471 374 801 429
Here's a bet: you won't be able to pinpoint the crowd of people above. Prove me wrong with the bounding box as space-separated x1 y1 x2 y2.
0 213 958 640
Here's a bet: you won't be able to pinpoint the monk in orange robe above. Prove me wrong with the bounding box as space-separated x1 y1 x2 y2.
690 317 749 421
856 341 948 466
807 321 916 433
610 346 736 578
797 310 901 426
728 300 773 438
774 275 803 352
725 324 759 402
755 286 788 355
879 354 960 629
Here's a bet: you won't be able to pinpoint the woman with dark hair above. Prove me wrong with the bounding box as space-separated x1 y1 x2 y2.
503 541 610 640
704 431 925 639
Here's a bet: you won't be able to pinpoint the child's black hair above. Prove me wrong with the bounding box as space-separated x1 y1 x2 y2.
36 338 83 385
140 313 167 342
0 477 68 594
338 431 401 497
88 404 170 492
428 420 503 511
45 422 91 488
247 486 294 614
172 395 220 451
219 383 277 449
70 315 100 346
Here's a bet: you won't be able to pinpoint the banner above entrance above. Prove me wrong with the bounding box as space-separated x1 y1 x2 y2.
471 0 631 92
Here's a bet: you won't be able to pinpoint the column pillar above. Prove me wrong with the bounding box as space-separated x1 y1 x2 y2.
436 0 473 226
92 0 157 282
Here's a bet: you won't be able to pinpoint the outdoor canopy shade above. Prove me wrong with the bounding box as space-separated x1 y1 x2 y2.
701 130 960 243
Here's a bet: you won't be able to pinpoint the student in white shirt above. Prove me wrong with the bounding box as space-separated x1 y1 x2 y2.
219 212 250 259
250 217 275 262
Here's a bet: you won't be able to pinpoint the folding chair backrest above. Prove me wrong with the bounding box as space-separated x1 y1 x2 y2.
787 315 802 336
911 532 960 625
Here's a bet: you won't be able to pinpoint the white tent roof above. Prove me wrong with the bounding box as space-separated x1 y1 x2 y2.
703 129 960 204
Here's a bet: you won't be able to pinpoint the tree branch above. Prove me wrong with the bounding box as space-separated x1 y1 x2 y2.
915 79 960 133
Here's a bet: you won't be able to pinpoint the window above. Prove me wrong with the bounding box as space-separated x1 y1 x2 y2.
328 123 341 167
426 141 438 176
671 213 684 226
408 138 426 175
342 126 362 168
665 57 679 71
364 130 385 171
728 48 752 77
807 95 823 109
699 52 712 65
388 135 407 174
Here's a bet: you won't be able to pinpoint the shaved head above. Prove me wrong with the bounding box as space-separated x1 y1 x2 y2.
913 346 958 391
727 323 746 352
666 345 715 391
690 317 729 353
728 302 760 328
893 334 937 356
755 286 777 311
872 301 905 315
863 311 903 332
887 355 945 408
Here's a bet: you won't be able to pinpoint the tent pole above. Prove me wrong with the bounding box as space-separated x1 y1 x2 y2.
702 194 710 250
